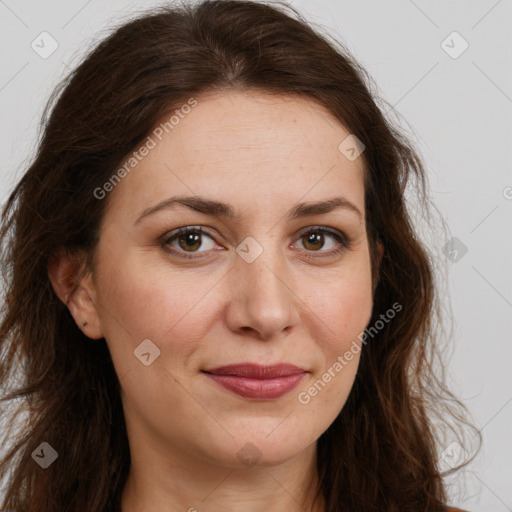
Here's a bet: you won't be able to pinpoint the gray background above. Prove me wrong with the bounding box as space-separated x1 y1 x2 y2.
1 0 511 510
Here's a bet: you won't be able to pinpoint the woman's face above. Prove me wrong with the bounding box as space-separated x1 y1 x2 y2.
85 90 375 468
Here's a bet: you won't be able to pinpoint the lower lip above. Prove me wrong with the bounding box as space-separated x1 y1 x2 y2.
204 372 306 400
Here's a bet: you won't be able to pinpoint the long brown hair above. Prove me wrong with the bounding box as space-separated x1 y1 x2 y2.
0 1 480 510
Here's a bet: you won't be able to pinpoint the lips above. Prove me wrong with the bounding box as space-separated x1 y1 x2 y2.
202 363 307 400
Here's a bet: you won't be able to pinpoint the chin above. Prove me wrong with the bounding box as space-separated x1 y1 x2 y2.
211 426 316 469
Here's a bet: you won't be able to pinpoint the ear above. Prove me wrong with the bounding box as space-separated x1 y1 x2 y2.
47 248 104 340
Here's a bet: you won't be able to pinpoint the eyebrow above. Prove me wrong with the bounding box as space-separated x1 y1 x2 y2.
134 194 363 225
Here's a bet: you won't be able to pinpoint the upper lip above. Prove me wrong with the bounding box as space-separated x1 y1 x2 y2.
202 363 307 379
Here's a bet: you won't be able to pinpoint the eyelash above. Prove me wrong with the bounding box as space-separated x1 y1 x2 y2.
161 226 351 261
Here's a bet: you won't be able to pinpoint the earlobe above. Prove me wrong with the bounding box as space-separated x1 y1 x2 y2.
47 248 104 340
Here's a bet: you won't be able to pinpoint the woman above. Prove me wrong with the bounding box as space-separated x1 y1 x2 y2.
0 1 479 510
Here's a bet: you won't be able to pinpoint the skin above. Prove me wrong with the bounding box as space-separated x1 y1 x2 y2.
49 89 383 512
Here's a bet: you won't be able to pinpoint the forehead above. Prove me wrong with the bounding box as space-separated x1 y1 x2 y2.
167 89 357 165
108 89 366 222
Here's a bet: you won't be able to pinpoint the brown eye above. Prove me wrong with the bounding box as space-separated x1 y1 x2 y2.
177 231 202 252
302 231 325 251
162 227 217 258
294 227 348 257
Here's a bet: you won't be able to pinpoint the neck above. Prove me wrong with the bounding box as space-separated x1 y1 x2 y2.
120 440 325 512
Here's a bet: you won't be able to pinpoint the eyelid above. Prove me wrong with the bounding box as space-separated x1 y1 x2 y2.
295 225 347 242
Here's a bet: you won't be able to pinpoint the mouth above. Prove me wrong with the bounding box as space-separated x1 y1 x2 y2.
201 363 307 400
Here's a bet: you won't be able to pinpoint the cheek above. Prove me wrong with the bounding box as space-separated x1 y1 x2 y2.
95 255 224 381
297 257 374 348
96 255 203 334
317 280 372 330
294 269 371 421
293 253 373 420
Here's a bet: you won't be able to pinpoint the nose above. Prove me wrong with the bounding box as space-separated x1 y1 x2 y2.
224 241 301 340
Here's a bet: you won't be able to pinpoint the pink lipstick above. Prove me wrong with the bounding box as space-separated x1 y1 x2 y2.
202 363 306 400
